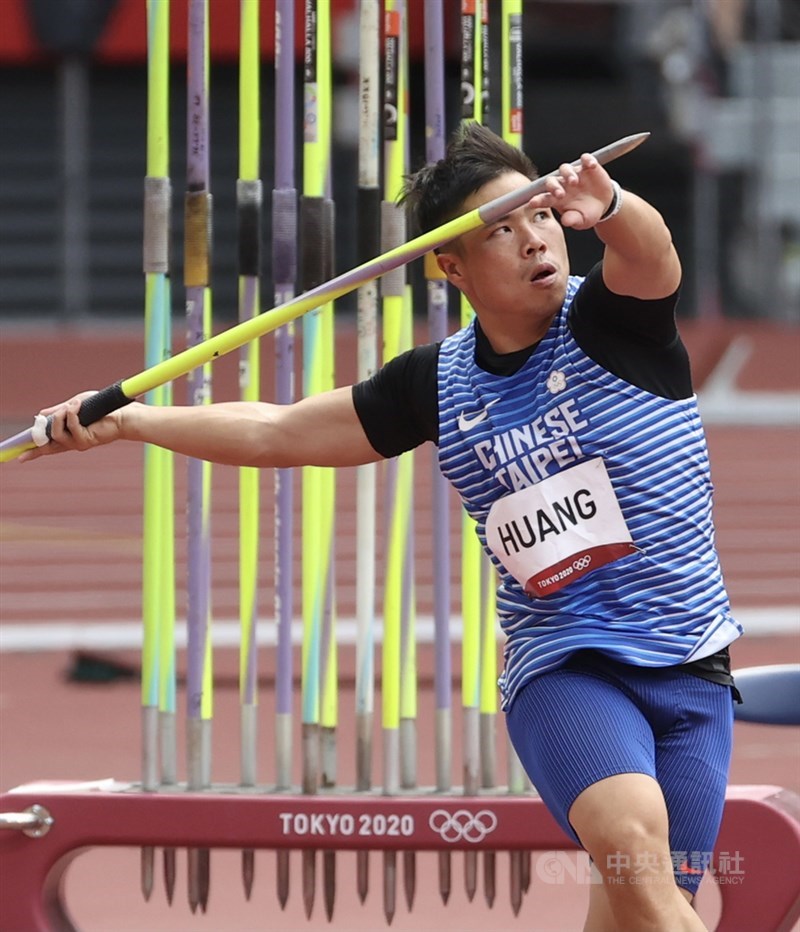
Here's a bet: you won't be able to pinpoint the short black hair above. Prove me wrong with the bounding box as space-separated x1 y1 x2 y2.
400 122 538 237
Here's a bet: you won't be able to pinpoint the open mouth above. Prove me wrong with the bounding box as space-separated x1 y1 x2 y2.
530 263 556 284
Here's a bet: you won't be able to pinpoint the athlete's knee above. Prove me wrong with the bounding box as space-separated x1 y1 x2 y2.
569 775 671 878
591 814 669 879
570 776 708 930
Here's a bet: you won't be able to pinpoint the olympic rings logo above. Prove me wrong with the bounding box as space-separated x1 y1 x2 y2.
428 809 498 844
573 555 592 571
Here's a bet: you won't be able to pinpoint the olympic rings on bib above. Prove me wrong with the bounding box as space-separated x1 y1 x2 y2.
573 555 592 571
428 808 498 843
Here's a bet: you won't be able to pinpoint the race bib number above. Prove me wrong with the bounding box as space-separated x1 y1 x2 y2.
485 457 635 597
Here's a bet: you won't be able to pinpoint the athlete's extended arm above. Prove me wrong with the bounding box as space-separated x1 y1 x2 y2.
530 152 681 301
19 386 384 469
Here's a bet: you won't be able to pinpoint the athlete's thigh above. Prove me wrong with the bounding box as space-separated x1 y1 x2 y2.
506 664 657 843
655 674 734 895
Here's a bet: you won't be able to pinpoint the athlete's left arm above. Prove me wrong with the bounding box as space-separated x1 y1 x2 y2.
593 188 682 301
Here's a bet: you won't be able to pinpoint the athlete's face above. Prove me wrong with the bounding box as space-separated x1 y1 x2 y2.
438 171 570 330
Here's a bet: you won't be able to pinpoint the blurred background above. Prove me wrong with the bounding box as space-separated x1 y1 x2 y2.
0 0 798 325
1 5 798 926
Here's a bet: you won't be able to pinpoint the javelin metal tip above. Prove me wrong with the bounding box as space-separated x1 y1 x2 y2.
479 130 652 226
588 130 650 167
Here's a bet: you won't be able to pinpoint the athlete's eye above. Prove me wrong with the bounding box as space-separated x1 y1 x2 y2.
533 209 550 222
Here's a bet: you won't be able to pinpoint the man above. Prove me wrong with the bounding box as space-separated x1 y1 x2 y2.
23 123 740 930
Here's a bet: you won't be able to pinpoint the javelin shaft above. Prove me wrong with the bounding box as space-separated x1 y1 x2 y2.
0 132 648 463
389 1 417 754
424 0 453 908
185 0 213 744
387 0 418 912
300 0 333 737
502 0 523 147
380 0 409 787
501 0 529 797
142 0 170 745
499 0 530 915
476 6 499 912
299 0 338 920
237 0 261 776
459 0 484 730
480 0 500 757
313 1 339 916
272 0 296 912
237 0 261 902
141 0 172 906
273 0 297 781
354 0 380 906
355 0 380 751
238 0 261 719
381 5 410 921
460 0 485 907
425 0 451 739
184 0 213 916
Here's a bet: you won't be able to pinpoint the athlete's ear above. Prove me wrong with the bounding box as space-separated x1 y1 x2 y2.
436 250 464 286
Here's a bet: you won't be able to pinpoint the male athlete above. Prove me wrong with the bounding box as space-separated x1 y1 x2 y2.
25 123 740 930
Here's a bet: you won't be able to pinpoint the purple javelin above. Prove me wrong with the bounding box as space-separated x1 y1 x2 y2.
424 0 453 741
183 0 213 916
273 0 297 742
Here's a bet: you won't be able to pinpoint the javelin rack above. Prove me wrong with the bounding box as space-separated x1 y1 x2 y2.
1 781 799 930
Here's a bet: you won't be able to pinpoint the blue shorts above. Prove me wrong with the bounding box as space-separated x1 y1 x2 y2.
505 651 734 896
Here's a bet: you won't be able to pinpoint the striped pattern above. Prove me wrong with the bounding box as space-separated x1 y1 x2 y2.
505 654 733 894
437 276 742 710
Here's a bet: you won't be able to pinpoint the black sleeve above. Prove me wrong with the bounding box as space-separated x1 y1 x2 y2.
568 262 693 399
351 342 440 458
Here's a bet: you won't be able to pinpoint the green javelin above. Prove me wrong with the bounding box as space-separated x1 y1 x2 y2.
237 0 261 902
380 0 417 922
300 0 336 921
183 0 214 914
500 0 531 917
141 0 175 905
459 0 484 906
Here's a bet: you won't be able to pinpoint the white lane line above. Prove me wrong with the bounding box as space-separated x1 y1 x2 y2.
698 335 800 426
0 607 797 652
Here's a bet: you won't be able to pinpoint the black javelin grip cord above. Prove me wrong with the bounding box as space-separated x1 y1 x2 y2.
0 131 649 463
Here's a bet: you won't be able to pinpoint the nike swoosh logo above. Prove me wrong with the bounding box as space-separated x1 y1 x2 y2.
458 399 498 432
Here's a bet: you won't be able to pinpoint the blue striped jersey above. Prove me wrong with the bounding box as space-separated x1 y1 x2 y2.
437 275 742 711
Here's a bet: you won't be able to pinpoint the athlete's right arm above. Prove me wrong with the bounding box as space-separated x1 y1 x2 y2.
19 386 385 469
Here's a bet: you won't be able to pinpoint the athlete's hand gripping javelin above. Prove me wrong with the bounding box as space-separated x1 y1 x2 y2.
19 392 116 462
528 152 618 231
